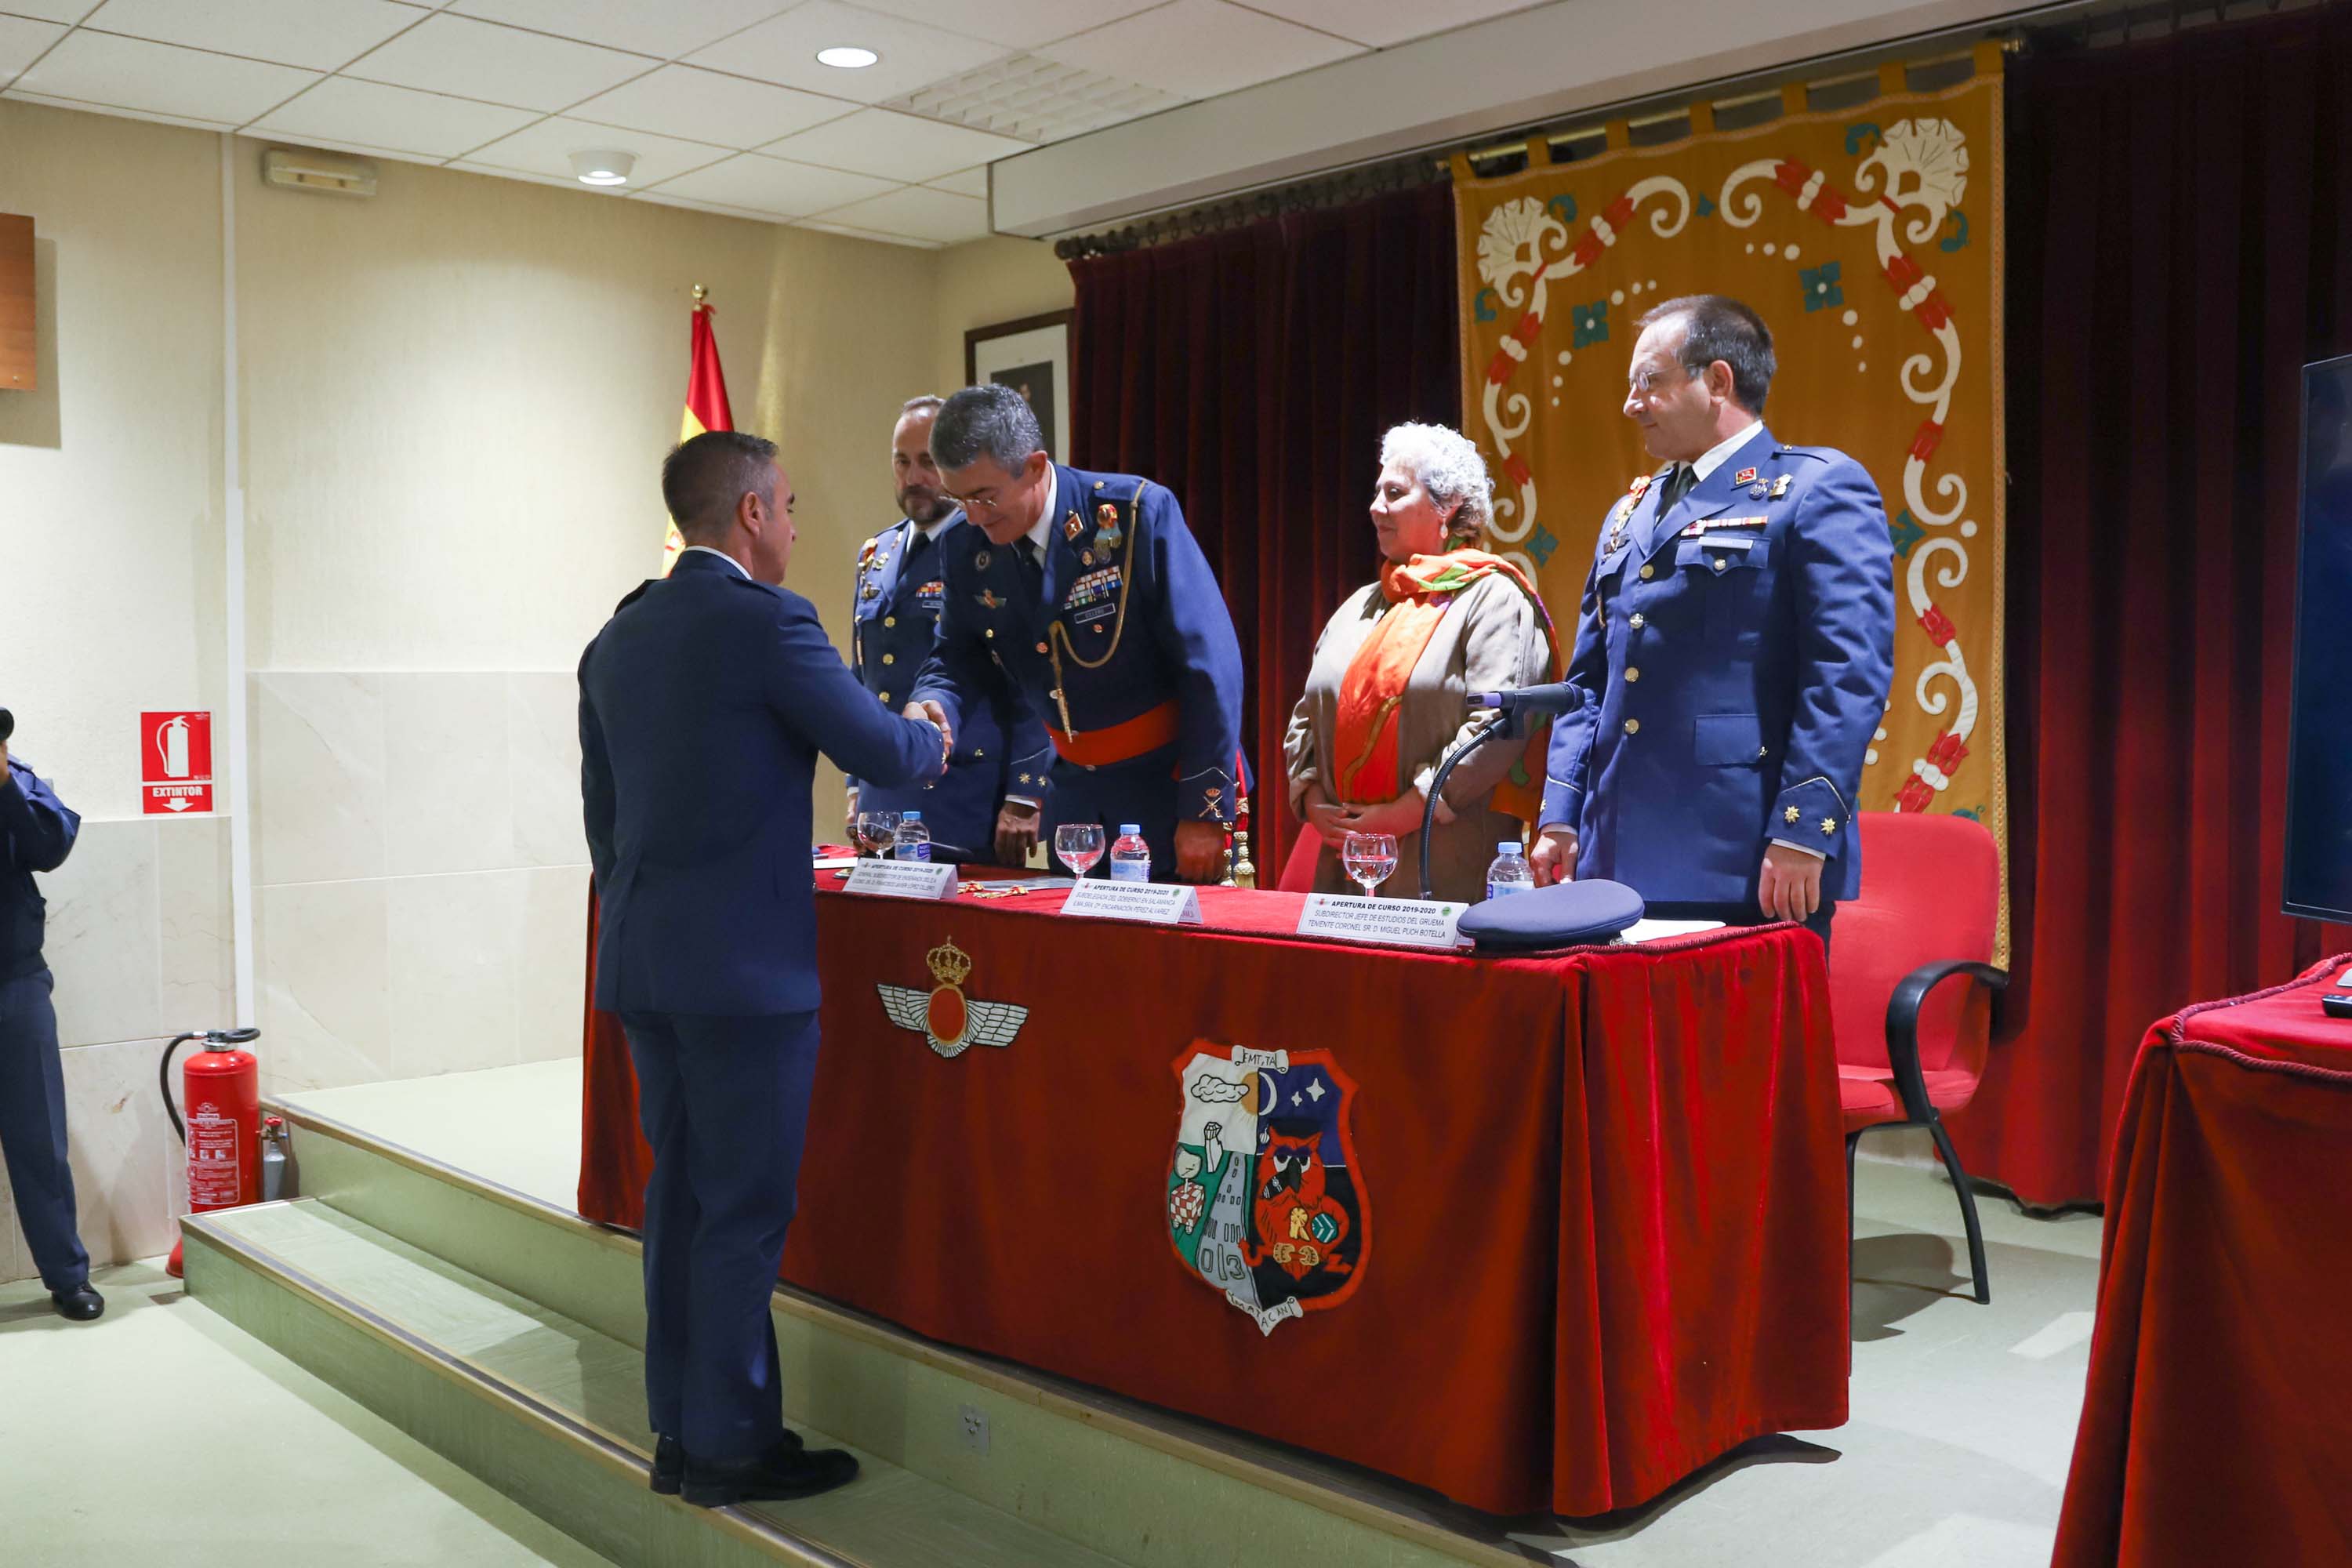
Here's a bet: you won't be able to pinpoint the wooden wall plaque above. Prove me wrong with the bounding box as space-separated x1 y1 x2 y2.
1 212 33 393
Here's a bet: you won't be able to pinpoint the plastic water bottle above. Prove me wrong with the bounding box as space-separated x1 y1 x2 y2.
1109 823 1151 883
1485 840 1532 901
892 811 931 862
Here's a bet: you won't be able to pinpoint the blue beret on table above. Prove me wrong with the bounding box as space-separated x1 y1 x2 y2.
1458 880 1645 953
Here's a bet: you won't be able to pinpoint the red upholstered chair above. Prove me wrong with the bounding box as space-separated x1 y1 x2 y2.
1276 826 1324 893
1831 811 2008 1302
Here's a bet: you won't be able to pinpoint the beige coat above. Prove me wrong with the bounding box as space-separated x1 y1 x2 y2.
1283 573 1553 902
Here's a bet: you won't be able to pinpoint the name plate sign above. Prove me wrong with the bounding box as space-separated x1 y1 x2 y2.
840 859 959 901
1295 893 1467 951
1060 879 1203 925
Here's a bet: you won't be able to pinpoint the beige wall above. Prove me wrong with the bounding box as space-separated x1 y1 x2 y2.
0 97 1044 1283
931 234 1074 405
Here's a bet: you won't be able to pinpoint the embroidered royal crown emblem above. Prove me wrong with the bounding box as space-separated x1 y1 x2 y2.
877 938 1025 1060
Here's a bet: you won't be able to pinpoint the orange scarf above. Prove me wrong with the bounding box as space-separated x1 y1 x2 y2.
1330 550 1562 819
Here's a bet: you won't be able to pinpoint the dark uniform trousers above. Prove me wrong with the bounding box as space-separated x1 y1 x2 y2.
0 967 85 1292
619 1009 818 1465
2 754 86 1295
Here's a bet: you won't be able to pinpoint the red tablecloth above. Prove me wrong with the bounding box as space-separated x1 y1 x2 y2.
578 881 1849 1517
2053 955 2352 1566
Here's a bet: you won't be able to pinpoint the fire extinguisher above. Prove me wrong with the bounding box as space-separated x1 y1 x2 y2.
161 1026 263 1279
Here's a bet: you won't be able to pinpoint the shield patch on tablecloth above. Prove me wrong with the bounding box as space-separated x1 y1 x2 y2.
1167 1040 1367 1336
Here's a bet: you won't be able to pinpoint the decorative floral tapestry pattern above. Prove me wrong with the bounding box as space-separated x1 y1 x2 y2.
1456 60 2008 944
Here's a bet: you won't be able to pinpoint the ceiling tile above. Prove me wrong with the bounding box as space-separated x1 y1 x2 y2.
0 2 104 22
462 114 731 187
689 1 1004 106
343 12 649 111
13 30 317 122
241 129 443 165
793 216 937 249
630 187 779 223
757 105 1025 183
569 63 848 149
644 151 898 218
811 183 988 245
0 14 65 78
79 0 422 71
1245 0 1546 49
4 85 236 129
925 163 986 198
1038 0 1361 100
850 0 1160 52
249 75 537 156
447 0 788 60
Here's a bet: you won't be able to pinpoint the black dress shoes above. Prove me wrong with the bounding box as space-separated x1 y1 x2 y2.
681 1436 856 1508
651 1434 684 1495
652 1428 802 1496
50 1284 103 1323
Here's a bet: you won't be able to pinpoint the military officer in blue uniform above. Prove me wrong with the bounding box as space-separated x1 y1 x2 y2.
1530 296 1895 955
581 430 946 1506
846 396 1049 863
909 383 1246 883
0 713 103 1321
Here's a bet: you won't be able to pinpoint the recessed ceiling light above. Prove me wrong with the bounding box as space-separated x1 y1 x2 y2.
816 45 879 68
569 149 635 187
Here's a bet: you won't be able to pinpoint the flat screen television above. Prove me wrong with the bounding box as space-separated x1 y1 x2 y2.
2284 353 2352 924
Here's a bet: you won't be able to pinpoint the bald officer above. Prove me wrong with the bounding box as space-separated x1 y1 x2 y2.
1530 295 1894 955
907 384 1246 882
846 395 1049 863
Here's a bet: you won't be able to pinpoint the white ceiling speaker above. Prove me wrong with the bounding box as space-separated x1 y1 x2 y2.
568 150 637 187
260 147 377 198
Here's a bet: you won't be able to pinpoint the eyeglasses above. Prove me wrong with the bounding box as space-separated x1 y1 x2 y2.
1627 364 1691 397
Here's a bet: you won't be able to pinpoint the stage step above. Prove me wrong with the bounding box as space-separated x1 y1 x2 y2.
255 1096 1526 1568
184 1199 1128 1568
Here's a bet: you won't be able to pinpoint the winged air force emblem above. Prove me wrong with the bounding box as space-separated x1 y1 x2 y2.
876 938 1028 1059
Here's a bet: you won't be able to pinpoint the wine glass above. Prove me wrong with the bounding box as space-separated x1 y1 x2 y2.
855 810 900 858
1341 831 1398 898
1054 822 1106 879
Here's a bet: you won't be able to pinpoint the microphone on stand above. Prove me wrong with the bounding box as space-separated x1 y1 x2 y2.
1473 683 1587 734
1417 685 1588 898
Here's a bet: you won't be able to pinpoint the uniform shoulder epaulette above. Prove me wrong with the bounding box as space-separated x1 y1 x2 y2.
1773 445 1834 463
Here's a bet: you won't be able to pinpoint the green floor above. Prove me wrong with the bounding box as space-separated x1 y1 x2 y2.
196 1199 1123 1568
0 1261 615 1568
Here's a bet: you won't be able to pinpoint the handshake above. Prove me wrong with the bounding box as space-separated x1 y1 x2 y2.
902 699 953 767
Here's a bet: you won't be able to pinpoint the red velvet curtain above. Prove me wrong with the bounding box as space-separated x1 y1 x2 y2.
1947 9 2352 1205
1068 183 1461 877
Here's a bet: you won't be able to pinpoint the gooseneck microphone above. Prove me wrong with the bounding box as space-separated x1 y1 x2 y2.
1473 682 1587 718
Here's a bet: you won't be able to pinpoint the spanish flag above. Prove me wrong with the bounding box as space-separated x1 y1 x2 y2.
662 295 737 574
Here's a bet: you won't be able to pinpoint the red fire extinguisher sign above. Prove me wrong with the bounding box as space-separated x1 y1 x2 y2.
142 710 213 815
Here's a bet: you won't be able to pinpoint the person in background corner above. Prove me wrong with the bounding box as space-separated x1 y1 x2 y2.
0 712 102 1322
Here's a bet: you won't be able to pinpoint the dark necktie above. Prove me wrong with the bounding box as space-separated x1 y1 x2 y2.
1657 463 1696 514
1018 538 1044 602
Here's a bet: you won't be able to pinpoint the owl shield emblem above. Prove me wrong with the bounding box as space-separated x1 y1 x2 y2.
1167 1040 1366 1337
877 938 1028 1059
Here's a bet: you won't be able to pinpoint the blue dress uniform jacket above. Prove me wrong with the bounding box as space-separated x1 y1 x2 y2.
1539 426 1895 905
579 550 946 1015
909 465 1245 874
2 758 78 982
846 513 1047 859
